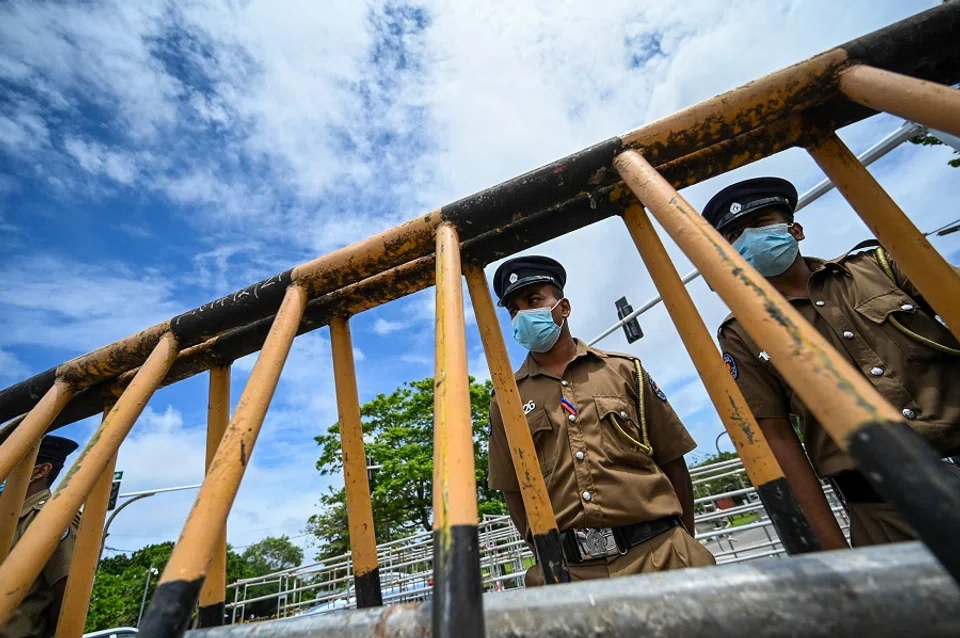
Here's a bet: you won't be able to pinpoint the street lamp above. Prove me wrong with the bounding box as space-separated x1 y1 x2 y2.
98 484 202 564
137 566 159 627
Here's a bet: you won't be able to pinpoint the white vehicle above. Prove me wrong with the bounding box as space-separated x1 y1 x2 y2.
82 628 138 638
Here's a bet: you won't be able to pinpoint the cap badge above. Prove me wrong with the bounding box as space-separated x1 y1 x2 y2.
509 273 518 284
729 202 742 214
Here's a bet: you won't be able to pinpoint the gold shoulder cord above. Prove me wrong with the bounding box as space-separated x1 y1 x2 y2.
876 248 960 356
608 359 654 456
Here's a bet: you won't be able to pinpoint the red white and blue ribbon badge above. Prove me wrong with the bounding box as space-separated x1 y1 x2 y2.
723 352 739 380
648 376 667 401
560 397 578 415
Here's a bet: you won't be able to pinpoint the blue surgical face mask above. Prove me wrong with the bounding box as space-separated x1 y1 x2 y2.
512 299 564 353
0 479 4 495
732 223 799 277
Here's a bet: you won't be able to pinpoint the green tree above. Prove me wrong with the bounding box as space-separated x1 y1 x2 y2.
241 535 304 574
308 377 506 559
85 537 303 632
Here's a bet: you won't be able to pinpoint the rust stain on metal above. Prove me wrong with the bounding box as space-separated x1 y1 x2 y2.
57 323 171 390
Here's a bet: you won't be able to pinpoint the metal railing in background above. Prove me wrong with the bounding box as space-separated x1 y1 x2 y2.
222 456 852 621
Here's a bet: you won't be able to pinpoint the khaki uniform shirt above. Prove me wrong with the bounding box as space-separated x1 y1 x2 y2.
0 489 80 638
487 340 697 531
718 245 960 477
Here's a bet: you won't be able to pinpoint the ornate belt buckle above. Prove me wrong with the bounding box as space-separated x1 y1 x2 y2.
573 527 619 560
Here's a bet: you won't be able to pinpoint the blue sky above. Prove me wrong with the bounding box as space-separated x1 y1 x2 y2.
2 0 959 557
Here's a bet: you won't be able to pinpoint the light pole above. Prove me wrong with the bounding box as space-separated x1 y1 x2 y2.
98 484 202 564
137 566 159 627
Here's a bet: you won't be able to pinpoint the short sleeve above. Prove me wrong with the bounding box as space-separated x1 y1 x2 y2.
718 325 790 420
486 396 520 492
42 513 80 586
641 363 697 466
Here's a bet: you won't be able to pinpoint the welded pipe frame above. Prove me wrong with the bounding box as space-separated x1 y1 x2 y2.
2 3 960 430
620 202 844 553
613 149 960 581
184 543 960 638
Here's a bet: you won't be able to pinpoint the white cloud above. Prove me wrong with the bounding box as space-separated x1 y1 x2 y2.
373 318 406 335
63 137 142 185
0 254 183 353
0 348 30 383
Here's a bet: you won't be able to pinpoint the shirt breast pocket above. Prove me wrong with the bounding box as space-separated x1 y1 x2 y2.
526 407 558 479
595 395 654 468
855 289 957 362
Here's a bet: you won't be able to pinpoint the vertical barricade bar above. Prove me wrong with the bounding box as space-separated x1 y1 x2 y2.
198 367 231 628
839 65 960 138
432 224 484 638
139 285 307 638
0 440 41 561
620 204 847 553
0 332 180 626
56 406 119 638
463 264 572 580
329 316 383 608
807 132 960 342
613 149 960 582
0 380 74 483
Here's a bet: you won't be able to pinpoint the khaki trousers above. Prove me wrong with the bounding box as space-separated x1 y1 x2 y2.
848 501 917 547
525 525 715 587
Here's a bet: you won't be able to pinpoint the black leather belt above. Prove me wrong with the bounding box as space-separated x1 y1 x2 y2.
559 516 680 564
831 470 884 504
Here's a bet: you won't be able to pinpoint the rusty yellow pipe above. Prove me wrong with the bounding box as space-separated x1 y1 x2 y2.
0 380 74 484
0 440 41 561
463 264 571 581
839 65 960 138
807 132 960 343
613 149 960 582
140 285 307 637
329 316 382 608
56 432 119 638
198 366 231 628
0 332 179 626
619 50 847 159
432 224 483 638
620 204 846 552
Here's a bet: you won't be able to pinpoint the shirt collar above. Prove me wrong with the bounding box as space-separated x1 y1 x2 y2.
516 339 603 380
21 488 51 518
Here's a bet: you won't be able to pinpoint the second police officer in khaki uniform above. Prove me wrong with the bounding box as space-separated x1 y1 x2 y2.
1 435 81 638
704 177 960 547
486 256 715 586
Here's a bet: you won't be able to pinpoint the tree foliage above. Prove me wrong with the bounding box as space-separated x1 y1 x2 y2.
86 535 304 632
308 377 506 560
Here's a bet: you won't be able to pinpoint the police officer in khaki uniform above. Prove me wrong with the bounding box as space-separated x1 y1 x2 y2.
1 435 80 638
486 256 715 586
704 177 960 547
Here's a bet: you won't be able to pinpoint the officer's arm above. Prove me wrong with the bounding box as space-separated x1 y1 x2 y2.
502 490 529 541
487 396 528 541
660 457 695 534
